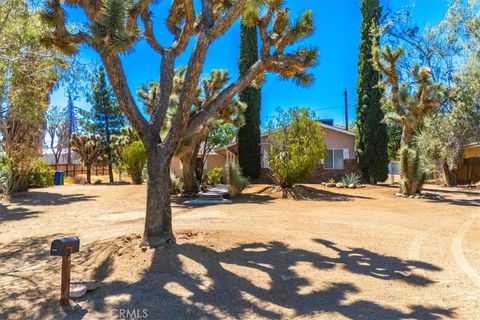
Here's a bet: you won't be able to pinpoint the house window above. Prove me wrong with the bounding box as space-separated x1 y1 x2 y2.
323 149 345 170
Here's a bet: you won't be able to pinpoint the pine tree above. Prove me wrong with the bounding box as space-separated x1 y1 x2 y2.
87 67 125 183
355 0 389 183
65 93 78 165
237 22 261 179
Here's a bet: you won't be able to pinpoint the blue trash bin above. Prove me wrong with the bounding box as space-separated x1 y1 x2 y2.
54 171 61 186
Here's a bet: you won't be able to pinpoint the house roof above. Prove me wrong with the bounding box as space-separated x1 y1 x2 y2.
464 143 480 159
215 122 355 154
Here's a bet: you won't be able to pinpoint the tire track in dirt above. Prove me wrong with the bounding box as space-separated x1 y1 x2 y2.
451 212 480 289
408 218 450 275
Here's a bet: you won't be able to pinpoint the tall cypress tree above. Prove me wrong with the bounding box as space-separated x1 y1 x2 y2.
237 21 261 179
355 0 389 183
87 67 125 183
65 93 78 165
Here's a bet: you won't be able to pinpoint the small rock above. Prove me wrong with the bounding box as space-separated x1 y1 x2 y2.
70 283 87 298
326 183 336 187
348 184 356 189
72 280 98 292
336 183 344 188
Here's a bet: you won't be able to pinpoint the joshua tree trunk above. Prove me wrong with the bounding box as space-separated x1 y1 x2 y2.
443 162 458 187
107 154 114 183
142 140 175 247
180 150 198 194
401 127 412 147
86 164 92 184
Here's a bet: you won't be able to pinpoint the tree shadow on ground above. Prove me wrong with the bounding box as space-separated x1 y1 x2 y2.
0 202 41 222
257 185 373 201
54 238 454 319
315 239 441 286
420 188 480 207
430 197 480 207
9 191 96 206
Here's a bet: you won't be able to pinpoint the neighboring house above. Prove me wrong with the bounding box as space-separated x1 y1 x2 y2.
184 122 360 182
457 143 480 184
40 149 81 165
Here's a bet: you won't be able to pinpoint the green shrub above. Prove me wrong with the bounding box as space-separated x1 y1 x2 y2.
170 173 183 195
122 141 147 184
225 161 249 198
94 179 102 185
204 167 223 185
28 159 54 188
267 108 327 188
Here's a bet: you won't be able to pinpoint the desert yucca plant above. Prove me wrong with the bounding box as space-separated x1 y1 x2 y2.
399 147 426 195
225 161 249 198
341 173 361 186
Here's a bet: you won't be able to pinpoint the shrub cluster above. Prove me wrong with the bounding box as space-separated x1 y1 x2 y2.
203 167 223 185
28 159 54 188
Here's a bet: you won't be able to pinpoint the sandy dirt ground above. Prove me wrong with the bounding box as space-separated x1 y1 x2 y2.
0 183 479 320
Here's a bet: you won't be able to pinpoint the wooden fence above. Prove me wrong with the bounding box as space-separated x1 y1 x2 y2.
457 157 480 184
49 164 109 177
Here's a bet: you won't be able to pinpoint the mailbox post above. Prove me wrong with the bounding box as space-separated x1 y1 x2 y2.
50 236 80 306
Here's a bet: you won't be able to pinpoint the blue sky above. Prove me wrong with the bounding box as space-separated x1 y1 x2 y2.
50 0 449 128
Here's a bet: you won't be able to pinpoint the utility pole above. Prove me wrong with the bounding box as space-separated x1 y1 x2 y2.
344 88 349 130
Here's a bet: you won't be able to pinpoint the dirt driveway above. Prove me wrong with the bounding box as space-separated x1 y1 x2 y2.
0 183 479 319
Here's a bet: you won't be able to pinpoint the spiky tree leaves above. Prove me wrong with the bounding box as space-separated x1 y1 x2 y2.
355 0 389 184
70 133 104 184
44 0 317 247
238 21 261 179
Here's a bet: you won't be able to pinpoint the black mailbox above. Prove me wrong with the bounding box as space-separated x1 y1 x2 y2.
50 236 80 256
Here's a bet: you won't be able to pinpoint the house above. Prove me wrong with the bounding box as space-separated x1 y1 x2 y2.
457 143 480 184
40 149 81 165
171 122 360 182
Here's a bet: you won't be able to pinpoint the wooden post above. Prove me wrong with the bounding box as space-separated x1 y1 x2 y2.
60 254 71 306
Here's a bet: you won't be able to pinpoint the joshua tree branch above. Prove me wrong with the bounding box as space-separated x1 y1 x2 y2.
98 51 148 136
172 0 196 56
201 0 214 28
208 0 247 40
152 49 175 131
140 8 166 54
187 60 266 133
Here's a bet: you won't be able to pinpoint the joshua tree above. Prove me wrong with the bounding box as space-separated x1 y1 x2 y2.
70 133 103 184
373 45 441 195
43 0 317 247
373 45 441 147
138 68 245 193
